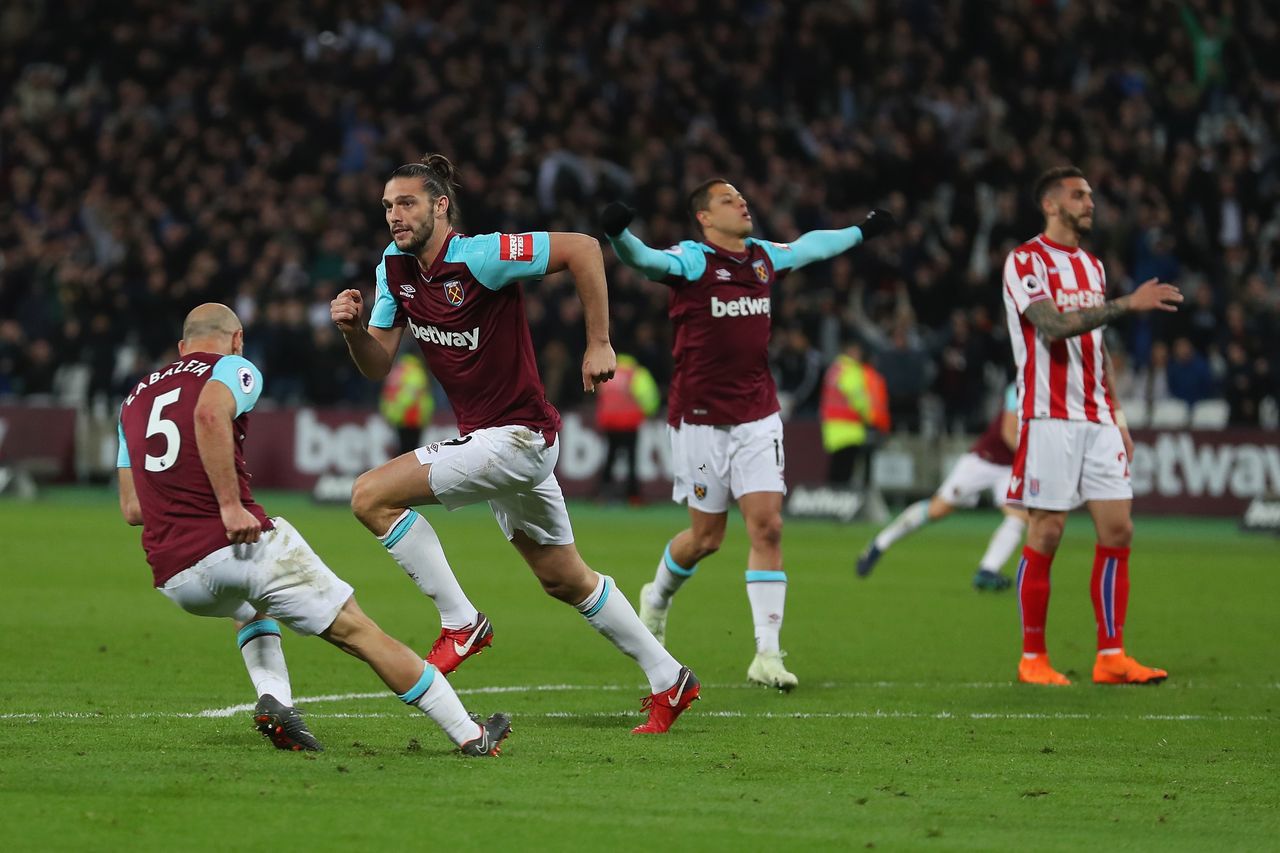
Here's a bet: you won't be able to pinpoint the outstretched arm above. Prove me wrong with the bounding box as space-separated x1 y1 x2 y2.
608 229 686 281
1023 278 1183 342
600 202 686 281
786 210 895 269
546 232 617 392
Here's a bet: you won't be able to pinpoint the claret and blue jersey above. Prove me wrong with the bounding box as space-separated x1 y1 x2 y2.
609 225 867 427
370 231 562 443
117 352 273 586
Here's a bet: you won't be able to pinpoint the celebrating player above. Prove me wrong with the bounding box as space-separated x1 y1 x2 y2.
331 154 699 734
600 182 895 690
117 304 510 755
856 384 1028 590
1003 166 1182 685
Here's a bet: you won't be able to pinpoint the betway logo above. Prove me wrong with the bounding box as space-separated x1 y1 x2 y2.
1132 433 1280 498
407 317 480 350
1054 289 1106 310
710 295 771 318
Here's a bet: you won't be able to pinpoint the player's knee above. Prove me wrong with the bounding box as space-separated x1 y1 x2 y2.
1028 518 1065 553
748 514 783 550
692 529 724 558
1100 518 1134 548
350 472 382 526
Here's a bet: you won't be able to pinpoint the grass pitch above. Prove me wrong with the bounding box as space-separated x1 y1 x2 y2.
1 488 1277 851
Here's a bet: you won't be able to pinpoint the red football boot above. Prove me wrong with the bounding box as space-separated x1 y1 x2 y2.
632 667 700 734
426 612 494 676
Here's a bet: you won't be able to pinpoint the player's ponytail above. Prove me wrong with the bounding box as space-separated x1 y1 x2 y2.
389 154 462 225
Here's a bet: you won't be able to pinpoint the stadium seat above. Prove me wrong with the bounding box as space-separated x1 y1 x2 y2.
1120 398 1149 428
1189 399 1229 429
1150 399 1190 428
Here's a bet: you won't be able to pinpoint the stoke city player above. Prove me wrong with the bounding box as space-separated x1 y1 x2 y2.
331 154 698 734
600 181 895 690
117 304 509 755
857 384 1029 591
1004 166 1181 686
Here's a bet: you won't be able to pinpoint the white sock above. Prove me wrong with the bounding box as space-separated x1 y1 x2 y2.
745 571 786 654
874 500 931 550
381 510 479 630
577 573 681 693
238 619 292 705
399 662 481 746
978 515 1026 573
647 543 696 607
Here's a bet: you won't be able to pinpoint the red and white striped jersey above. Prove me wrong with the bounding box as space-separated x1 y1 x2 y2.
1002 234 1116 425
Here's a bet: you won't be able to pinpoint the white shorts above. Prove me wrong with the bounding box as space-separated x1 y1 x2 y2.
1007 419 1132 511
414 425 574 546
158 517 353 635
669 413 787 514
936 452 1012 508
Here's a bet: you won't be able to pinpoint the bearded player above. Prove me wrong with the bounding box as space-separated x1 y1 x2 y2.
1004 166 1181 686
331 154 698 734
601 182 895 690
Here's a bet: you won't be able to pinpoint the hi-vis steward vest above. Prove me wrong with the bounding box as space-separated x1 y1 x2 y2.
820 355 889 451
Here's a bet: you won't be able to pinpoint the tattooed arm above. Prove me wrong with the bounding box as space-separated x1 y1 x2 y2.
1023 278 1183 342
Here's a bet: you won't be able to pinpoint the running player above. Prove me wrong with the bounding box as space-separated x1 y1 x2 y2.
856 384 1028 591
1004 166 1181 685
600 182 895 690
117 304 509 755
331 154 698 734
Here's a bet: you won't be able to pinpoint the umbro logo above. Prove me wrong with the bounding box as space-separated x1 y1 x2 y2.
715 268 731 280
401 283 417 297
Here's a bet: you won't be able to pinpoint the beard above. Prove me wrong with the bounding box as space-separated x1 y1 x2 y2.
397 218 435 255
1061 209 1092 235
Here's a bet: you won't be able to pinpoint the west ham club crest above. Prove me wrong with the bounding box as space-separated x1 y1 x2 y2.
442 280 465 307
752 259 768 283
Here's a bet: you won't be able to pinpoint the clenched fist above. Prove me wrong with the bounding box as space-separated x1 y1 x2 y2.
331 289 365 334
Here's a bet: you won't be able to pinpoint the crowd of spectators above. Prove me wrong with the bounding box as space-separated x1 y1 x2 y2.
1 0 1278 430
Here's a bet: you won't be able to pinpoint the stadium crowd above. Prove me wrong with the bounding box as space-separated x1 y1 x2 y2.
1 0 1277 431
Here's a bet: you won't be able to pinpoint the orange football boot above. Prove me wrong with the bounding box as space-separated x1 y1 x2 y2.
1093 653 1168 685
1017 654 1072 685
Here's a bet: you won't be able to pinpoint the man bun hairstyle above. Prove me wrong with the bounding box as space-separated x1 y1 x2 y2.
687 177 731 234
1033 165 1085 208
390 153 461 224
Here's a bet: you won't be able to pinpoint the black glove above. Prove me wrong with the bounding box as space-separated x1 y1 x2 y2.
859 208 896 240
600 202 635 237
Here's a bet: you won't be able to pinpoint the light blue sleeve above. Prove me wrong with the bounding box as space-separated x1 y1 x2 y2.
761 226 864 271
457 232 551 291
116 420 130 468
608 230 705 283
1004 384 1018 413
209 356 264 417
369 249 401 329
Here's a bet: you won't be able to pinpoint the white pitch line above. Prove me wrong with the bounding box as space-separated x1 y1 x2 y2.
188 680 1280 718
0 709 1271 723
5 680 1270 722
3 682 1276 723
